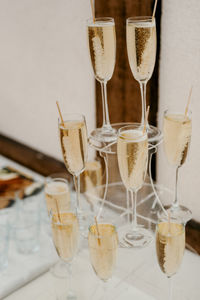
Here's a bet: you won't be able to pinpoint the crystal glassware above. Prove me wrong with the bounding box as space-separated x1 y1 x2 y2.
87 17 117 142
58 113 88 228
88 222 118 300
162 109 192 223
44 176 71 278
156 218 185 299
117 124 152 247
126 16 160 142
51 210 79 300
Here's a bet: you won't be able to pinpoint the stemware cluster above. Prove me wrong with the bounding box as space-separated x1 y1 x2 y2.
46 14 192 300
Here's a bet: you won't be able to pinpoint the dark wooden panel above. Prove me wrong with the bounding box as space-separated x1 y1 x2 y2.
0 134 69 178
95 0 161 127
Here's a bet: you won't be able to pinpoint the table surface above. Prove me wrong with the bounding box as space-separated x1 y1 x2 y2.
1 155 200 300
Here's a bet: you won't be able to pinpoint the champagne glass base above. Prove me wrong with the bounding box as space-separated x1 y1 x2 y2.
158 205 192 223
57 292 77 300
90 127 117 143
119 225 153 248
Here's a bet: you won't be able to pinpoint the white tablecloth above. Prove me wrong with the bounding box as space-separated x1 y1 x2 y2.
0 155 200 300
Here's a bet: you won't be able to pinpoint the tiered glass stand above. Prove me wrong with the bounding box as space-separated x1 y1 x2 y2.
88 122 166 247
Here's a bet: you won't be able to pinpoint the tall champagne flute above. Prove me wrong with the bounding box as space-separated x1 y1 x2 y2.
88 222 118 299
126 17 159 141
87 17 116 142
58 113 88 225
51 210 79 300
156 218 185 299
45 176 71 278
163 110 192 222
117 124 152 247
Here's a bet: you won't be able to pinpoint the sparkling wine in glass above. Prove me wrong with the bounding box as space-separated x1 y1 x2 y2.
163 110 192 222
87 17 117 142
45 176 71 278
156 219 185 299
51 211 79 300
45 178 70 215
80 160 103 210
58 113 88 227
117 124 152 247
126 17 160 142
88 222 118 299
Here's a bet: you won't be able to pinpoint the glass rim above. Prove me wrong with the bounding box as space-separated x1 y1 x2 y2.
156 220 185 237
51 211 77 225
58 113 86 127
118 124 147 140
45 177 69 186
127 16 155 23
88 222 116 238
164 109 192 117
87 17 115 25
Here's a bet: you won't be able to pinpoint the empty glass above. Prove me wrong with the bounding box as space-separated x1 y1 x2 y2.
0 211 9 270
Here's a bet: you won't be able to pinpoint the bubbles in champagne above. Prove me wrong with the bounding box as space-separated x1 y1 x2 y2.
45 181 70 215
59 121 88 175
163 114 192 167
88 21 116 82
88 224 118 281
52 212 79 262
127 20 156 82
156 222 185 277
117 129 148 191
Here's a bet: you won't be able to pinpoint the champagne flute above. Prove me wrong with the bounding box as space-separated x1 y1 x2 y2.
88 222 118 300
45 177 70 215
87 17 117 142
58 113 88 226
44 176 71 278
126 17 159 142
163 109 192 222
117 124 152 247
156 218 185 299
51 210 79 300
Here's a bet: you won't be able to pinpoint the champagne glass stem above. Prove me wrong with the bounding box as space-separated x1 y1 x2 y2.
168 277 173 300
73 175 81 213
126 189 130 224
66 262 76 299
102 281 109 300
100 81 112 130
139 81 147 127
130 189 138 231
173 167 179 209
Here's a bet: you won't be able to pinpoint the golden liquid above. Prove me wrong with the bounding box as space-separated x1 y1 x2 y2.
156 222 185 277
80 160 103 202
117 130 148 191
59 121 88 175
51 212 79 262
88 224 118 281
127 20 156 81
45 181 70 215
88 21 116 82
163 114 192 167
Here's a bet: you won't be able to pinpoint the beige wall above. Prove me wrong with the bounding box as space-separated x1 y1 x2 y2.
0 0 95 160
158 0 200 222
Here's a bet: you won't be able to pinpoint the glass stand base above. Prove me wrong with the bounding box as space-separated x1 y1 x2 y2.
90 127 117 143
118 225 153 248
158 205 192 223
